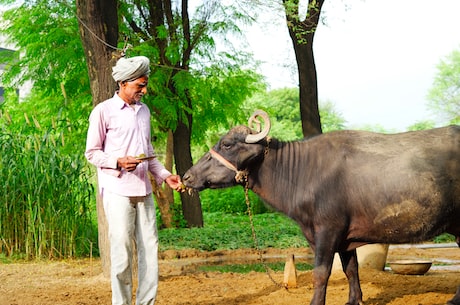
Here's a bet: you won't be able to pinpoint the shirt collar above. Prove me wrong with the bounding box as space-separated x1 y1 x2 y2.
113 92 141 110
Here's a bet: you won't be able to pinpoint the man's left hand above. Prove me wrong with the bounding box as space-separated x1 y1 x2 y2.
165 175 185 192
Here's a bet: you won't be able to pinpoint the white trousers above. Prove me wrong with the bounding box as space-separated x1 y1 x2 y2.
103 190 159 305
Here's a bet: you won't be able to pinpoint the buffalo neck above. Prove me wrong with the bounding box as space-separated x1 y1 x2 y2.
247 138 318 217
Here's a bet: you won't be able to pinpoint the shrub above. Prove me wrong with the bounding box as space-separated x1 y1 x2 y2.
0 110 96 259
199 186 270 214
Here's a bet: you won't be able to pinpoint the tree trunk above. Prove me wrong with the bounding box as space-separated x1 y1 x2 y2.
283 0 325 137
151 176 174 228
136 0 203 227
293 39 322 137
76 0 119 278
151 131 175 228
164 131 175 203
173 116 203 228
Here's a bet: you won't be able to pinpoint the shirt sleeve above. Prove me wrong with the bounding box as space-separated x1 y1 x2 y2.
147 146 172 186
85 105 119 172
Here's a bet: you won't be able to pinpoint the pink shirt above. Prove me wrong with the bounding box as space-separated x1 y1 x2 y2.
85 93 171 197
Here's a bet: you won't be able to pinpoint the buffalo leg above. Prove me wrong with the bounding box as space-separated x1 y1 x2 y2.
447 238 460 305
309 231 338 305
339 250 363 305
448 286 460 305
310 252 334 305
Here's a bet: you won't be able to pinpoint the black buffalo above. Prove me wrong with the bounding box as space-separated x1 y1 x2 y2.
182 110 460 305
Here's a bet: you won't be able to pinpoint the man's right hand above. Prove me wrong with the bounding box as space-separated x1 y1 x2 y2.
117 156 141 172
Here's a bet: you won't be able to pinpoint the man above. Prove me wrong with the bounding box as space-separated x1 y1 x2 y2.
85 56 183 305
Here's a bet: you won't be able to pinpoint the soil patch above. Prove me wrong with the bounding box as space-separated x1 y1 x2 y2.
1 244 459 305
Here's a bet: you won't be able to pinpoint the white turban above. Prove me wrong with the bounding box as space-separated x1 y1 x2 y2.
112 56 151 82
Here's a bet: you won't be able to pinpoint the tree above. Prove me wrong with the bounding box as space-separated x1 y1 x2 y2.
120 0 261 227
246 87 346 140
0 1 89 99
282 0 325 137
319 100 346 132
75 0 119 278
407 120 436 131
76 0 118 105
2 0 261 222
427 49 460 125
1 0 262 269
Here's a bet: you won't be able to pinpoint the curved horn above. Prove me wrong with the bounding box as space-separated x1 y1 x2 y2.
245 109 271 143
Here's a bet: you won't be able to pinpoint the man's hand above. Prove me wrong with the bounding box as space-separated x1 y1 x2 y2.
117 156 141 172
165 175 185 192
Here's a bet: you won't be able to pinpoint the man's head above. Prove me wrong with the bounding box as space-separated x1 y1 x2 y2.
112 56 150 83
112 56 150 105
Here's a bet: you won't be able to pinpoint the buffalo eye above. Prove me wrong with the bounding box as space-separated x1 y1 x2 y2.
220 140 232 150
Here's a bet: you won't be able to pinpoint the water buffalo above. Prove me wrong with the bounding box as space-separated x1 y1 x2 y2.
182 110 460 305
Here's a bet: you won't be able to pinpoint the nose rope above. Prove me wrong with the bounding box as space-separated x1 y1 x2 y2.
209 149 248 183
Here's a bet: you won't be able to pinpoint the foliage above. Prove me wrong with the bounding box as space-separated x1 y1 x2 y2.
0 0 262 145
158 212 308 251
198 261 313 273
189 88 347 216
1 91 92 155
427 49 460 125
0 0 90 99
157 193 189 229
187 65 264 145
199 186 269 214
0 107 96 258
356 123 389 133
157 212 455 253
118 1 263 142
1 0 265 229
245 87 346 141
406 120 436 131
433 233 456 244
245 88 303 140
319 100 347 132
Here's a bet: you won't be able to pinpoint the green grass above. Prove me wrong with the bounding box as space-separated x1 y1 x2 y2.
158 212 456 253
198 262 314 273
158 212 309 252
433 233 456 243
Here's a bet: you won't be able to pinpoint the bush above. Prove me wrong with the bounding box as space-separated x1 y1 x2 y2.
0 109 97 259
199 186 270 214
158 212 308 251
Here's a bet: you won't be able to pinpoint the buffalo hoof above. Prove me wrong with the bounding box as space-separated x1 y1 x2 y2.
447 286 460 305
345 301 363 305
448 298 460 305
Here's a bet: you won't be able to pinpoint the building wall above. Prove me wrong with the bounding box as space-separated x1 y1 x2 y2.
0 45 32 103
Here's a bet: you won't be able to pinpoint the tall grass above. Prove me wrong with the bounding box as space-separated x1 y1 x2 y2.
0 112 96 259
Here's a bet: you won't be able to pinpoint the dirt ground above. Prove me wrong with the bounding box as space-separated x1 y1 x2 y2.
1 244 459 305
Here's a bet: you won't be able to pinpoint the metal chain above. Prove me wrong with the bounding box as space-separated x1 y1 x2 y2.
243 180 286 289
209 139 290 289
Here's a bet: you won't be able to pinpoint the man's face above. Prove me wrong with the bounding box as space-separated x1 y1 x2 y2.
118 75 149 104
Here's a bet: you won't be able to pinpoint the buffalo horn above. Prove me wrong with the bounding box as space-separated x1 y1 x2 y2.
245 110 271 143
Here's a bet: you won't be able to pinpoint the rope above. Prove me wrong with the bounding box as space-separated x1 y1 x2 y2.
75 14 121 52
209 149 249 183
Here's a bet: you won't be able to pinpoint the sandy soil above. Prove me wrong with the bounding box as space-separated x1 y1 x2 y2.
1 245 459 305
